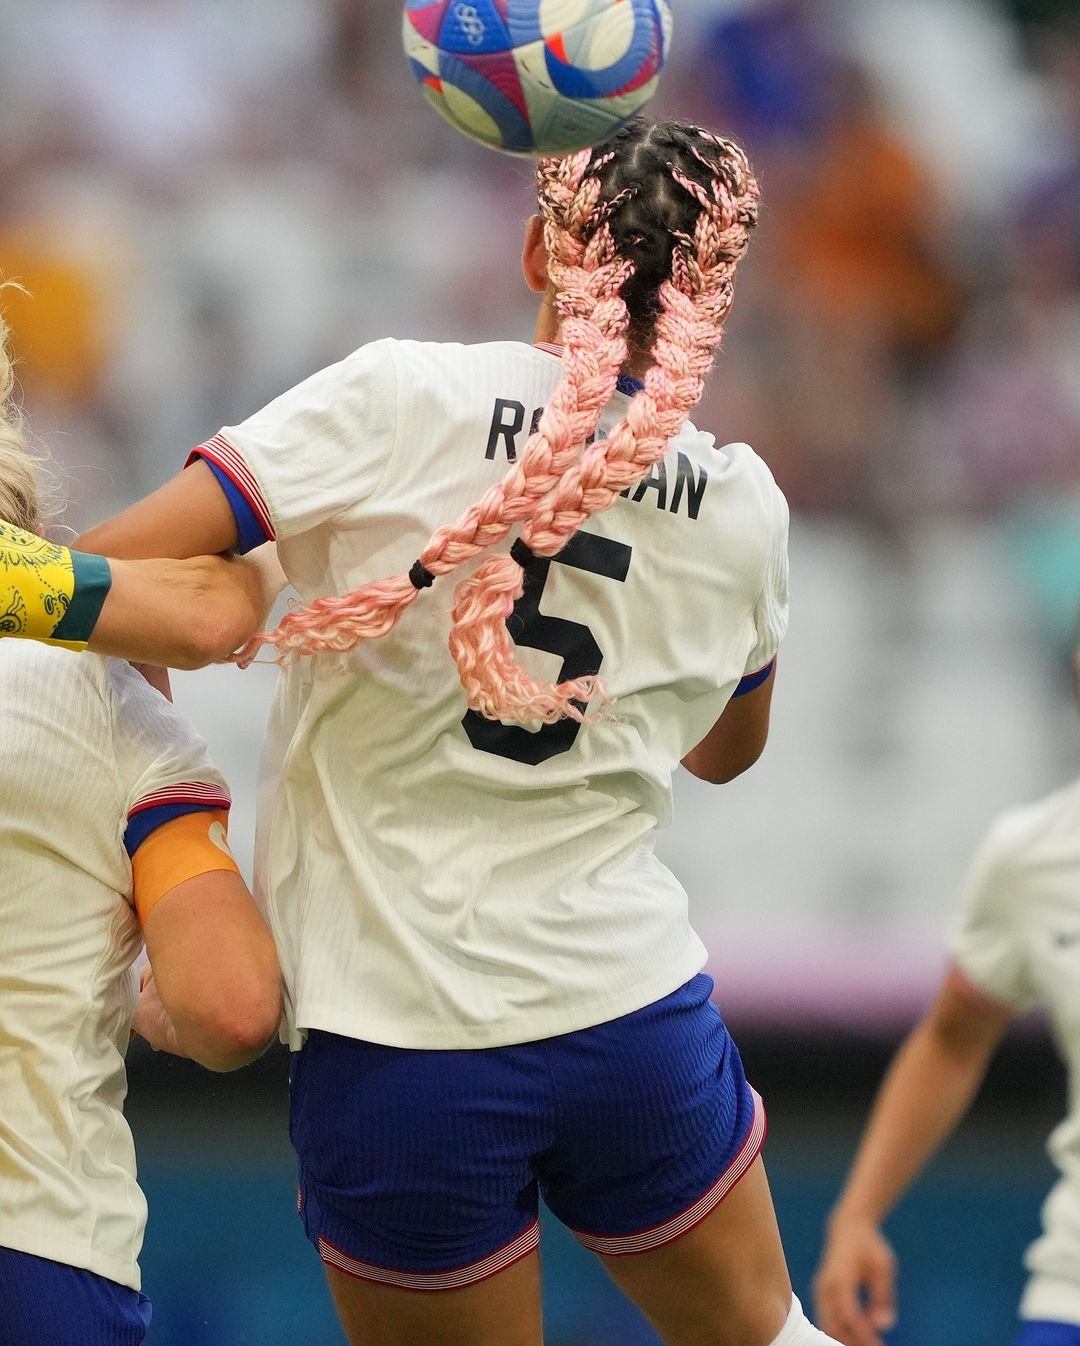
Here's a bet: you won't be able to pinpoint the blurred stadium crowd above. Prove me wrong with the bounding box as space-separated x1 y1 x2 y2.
2 0 1079 1012
2 0 1076 541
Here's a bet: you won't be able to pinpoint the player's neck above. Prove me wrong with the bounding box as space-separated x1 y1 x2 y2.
532 303 648 379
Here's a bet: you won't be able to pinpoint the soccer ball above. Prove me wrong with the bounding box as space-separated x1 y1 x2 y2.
403 0 673 157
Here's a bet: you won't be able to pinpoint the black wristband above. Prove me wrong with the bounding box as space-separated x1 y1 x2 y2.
408 560 435 590
510 539 536 568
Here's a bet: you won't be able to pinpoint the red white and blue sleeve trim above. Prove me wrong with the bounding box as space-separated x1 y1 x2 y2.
186 433 275 554
125 783 232 858
731 658 775 698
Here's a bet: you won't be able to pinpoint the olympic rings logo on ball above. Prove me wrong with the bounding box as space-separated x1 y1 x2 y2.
454 3 487 46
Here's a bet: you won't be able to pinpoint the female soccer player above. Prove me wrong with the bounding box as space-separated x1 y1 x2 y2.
5 119 841 1346
813 641 1080 1346
0 309 282 1346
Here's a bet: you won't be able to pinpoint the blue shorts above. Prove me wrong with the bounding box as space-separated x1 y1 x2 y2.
289 973 765 1291
0 1246 151 1346
1014 1324 1080 1346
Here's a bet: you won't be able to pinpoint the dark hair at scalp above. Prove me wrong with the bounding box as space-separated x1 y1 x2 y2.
588 116 759 353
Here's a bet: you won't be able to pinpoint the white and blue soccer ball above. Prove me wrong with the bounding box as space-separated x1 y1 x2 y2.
403 0 673 157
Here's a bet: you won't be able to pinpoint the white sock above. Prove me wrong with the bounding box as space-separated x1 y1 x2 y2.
767 1295 844 1346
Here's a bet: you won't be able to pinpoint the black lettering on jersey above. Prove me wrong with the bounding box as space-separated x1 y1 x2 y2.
485 400 549 461
631 459 667 511
670 454 708 519
486 399 525 461
618 453 708 518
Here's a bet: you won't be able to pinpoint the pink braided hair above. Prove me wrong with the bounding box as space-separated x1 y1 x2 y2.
449 140 759 724
236 122 759 733
234 148 630 666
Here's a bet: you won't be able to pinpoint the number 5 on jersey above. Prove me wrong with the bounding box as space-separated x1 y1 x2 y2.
463 530 632 765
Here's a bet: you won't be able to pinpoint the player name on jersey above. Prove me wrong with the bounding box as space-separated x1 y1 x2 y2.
485 397 708 520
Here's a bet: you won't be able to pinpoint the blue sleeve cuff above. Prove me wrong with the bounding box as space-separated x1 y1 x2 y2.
124 802 221 858
732 658 775 698
196 456 272 555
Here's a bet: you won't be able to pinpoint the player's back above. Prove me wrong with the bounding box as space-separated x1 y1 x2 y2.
0 642 227 1291
0 643 148 1287
249 339 788 1050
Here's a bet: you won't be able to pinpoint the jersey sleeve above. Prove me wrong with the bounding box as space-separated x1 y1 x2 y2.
948 814 1037 1013
737 483 789 689
105 660 232 867
186 339 400 545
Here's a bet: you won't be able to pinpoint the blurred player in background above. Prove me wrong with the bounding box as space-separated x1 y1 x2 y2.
813 631 1080 1346
5 118 841 1346
0 306 282 1346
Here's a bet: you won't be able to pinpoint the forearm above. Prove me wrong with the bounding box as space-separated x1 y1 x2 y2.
91 555 270 669
141 868 283 1074
829 1021 992 1226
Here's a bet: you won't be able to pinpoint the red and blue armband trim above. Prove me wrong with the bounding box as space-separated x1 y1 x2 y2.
125 785 232 857
186 435 274 555
731 658 775 698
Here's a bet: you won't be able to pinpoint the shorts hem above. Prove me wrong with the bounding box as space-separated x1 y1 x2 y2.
571 1086 767 1257
316 1219 541 1293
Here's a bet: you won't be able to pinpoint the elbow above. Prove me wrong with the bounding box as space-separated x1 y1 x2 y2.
184 982 283 1073
682 740 767 785
174 598 256 669
169 559 261 669
172 615 243 670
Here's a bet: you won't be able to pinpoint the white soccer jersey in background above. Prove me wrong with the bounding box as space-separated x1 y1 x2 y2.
0 645 229 1292
200 338 788 1050
950 776 1080 1328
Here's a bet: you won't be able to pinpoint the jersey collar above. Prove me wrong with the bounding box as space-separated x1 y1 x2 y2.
533 342 644 397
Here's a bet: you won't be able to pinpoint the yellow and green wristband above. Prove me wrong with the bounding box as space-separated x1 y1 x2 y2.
0 519 112 651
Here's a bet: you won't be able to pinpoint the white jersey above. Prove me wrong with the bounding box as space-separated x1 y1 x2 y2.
0 644 229 1291
204 338 789 1050
950 776 1080 1325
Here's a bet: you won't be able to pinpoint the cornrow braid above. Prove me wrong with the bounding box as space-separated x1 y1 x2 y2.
449 127 759 725
237 119 759 739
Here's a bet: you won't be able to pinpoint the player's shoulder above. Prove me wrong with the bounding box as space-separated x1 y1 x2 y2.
352 338 539 392
675 430 787 522
977 776 1080 880
363 337 518 363
0 640 110 707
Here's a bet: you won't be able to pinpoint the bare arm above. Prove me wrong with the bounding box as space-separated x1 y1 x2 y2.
813 967 1014 1346
136 866 281 1073
90 548 284 669
76 460 285 668
77 459 241 560
681 663 776 784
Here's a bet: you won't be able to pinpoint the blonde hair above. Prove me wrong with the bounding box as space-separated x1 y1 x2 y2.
0 289 43 533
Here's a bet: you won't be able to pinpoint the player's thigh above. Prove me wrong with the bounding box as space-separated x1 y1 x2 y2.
599 1156 792 1346
0 1246 151 1346
325 1247 542 1346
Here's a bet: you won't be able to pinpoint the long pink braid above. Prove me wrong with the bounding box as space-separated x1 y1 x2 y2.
449 136 760 725
234 149 632 667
